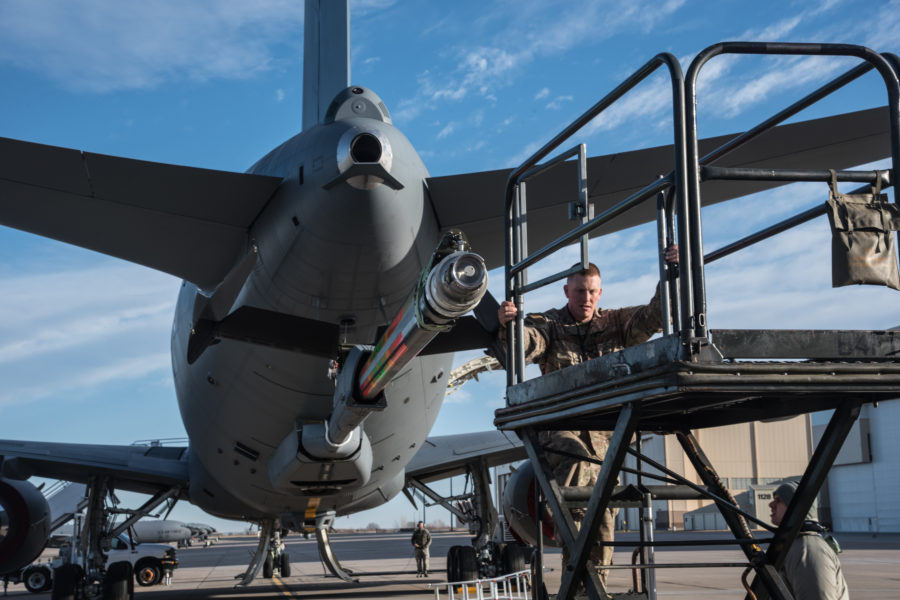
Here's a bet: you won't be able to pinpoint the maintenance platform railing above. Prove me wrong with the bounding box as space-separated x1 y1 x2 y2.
431 569 532 600
497 42 900 600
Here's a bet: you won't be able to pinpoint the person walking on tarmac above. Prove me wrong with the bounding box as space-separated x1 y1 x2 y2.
497 246 678 586
411 521 432 577
769 481 849 600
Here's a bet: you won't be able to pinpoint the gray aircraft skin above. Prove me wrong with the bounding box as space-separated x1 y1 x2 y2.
0 0 892 581
170 86 449 521
0 2 526 576
51 522 193 546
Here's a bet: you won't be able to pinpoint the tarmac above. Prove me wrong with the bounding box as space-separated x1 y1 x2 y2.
3 530 899 599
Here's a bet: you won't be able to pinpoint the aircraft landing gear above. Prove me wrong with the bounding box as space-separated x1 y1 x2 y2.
410 457 533 582
236 521 291 585
315 512 357 583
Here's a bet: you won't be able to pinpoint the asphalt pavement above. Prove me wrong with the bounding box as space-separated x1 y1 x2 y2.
3 530 898 599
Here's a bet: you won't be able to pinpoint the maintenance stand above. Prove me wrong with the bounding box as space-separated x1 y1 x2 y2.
496 42 900 600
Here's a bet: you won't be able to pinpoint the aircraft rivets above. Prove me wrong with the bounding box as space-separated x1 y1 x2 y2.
207 374 217 385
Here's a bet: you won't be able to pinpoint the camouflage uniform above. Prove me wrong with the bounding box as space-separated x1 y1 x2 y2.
411 526 432 575
503 287 663 585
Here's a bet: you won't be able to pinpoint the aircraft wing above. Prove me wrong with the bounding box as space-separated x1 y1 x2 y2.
406 430 524 484
0 137 282 290
0 439 189 497
428 107 890 269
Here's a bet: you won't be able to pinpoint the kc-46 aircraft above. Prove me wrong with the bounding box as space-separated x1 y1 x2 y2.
0 1 892 598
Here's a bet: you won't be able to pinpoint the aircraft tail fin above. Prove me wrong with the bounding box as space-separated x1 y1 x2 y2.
302 0 350 131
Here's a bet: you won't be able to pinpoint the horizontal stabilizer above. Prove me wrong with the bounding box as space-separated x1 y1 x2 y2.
0 137 282 289
406 430 524 484
429 107 890 270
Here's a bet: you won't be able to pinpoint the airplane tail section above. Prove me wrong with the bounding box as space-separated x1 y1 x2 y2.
303 0 350 131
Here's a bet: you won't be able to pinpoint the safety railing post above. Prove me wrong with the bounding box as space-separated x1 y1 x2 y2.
683 42 900 342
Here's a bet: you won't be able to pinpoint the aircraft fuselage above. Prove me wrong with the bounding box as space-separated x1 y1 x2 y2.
169 87 451 523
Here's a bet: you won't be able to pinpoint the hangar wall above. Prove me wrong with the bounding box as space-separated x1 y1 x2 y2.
618 415 813 531
818 399 900 533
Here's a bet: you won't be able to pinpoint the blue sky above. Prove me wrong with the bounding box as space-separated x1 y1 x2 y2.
1 0 899 533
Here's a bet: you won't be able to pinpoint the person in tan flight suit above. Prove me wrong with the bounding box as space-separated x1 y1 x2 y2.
497 246 677 585
769 481 849 600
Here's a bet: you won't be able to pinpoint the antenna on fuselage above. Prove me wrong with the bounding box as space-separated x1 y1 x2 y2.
302 0 350 131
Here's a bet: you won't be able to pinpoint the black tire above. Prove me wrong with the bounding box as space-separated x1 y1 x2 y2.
446 545 461 581
262 553 274 579
133 558 161 587
501 543 528 574
280 552 291 577
23 565 52 593
51 564 82 600
102 561 133 600
457 546 478 581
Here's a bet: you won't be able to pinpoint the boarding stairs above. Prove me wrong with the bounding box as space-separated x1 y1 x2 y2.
44 480 87 531
497 42 900 600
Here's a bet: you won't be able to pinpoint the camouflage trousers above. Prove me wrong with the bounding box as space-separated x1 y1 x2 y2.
415 548 429 574
540 430 617 587
560 508 617 586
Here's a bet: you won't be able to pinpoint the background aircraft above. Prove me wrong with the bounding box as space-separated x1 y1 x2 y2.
1 0 899 589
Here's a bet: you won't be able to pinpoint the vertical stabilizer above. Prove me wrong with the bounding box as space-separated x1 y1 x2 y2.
303 0 350 131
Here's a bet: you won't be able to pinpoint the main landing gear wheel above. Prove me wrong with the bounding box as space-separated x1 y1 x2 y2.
280 552 292 577
446 545 462 581
446 545 478 581
457 546 478 581
262 553 274 579
23 566 52 593
51 564 82 600
501 543 528 574
134 558 162 587
102 561 133 600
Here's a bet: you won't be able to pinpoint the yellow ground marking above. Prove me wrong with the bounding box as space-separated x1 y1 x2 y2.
272 575 295 598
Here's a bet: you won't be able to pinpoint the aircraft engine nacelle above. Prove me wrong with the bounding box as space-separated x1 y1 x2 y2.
501 460 559 549
0 477 52 575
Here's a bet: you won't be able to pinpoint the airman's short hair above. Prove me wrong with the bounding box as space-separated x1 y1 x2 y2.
567 262 601 281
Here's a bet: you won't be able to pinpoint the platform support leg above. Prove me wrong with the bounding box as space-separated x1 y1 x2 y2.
747 399 862 600
524 401 640 600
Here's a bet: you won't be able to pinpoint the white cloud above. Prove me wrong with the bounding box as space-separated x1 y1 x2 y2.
0 352 171 408
396 0 689 125
0 0 304 92
535 87 550 100
546 95 573 110
436 122 456 140
275 88 285 102
0 261 177 408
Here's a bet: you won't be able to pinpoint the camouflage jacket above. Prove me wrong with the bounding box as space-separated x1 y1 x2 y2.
411 528 431 549
502 286 663 375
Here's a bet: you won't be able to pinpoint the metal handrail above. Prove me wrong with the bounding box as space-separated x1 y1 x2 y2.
504 52 687 386
683 42 900 339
